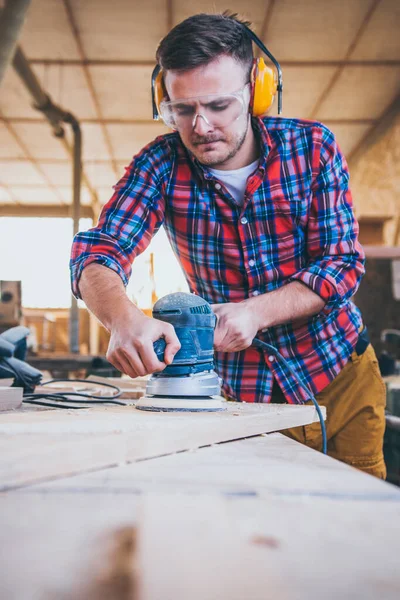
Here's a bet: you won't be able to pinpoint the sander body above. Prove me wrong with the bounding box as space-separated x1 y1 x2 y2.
136 292 225 412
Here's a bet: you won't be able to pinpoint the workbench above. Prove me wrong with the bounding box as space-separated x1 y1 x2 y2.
0 401 399 599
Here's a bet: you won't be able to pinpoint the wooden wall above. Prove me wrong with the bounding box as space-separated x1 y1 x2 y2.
24 308 91 355
350 113 400 246
23 306 153 356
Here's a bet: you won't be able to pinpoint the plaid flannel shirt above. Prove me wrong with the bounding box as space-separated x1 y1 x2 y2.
70 117 365 404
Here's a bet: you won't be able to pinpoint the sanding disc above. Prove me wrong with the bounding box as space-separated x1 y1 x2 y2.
135 394 227 412
145 370 221 398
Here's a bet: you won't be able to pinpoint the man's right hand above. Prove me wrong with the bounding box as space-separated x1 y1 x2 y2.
106 313 181 378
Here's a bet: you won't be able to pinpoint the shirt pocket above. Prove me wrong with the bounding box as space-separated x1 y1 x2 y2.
258 196 308 273
272 192 308 226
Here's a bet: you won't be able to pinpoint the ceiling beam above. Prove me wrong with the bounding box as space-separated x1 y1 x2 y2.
279 60 400 68
26 58 400 68
0 157 110 164
1 116 165 125
309 0 383 119
62 0 119 181
0 109 68 205
348 93 400 167
1 116 376 126
0 179 21 204
256 0 276 57
0 203 94 218
316 118 375 125
0 183 101 189
29 59 155 67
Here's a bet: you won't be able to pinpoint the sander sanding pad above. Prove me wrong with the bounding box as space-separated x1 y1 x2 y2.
135 394 227 412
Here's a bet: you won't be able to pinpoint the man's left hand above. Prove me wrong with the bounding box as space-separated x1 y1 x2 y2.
211 301 261 352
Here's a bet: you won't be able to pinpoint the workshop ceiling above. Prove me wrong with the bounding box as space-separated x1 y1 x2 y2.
0 0 399 214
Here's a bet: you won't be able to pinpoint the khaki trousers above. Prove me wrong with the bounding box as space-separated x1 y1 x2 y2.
273 345 387 479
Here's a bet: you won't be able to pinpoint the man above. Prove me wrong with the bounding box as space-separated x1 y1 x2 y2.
70 13 386 477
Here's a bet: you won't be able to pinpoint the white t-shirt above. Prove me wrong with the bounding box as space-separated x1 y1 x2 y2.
208 159 259 205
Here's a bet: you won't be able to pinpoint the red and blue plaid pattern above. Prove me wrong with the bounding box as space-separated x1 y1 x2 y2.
70 117 365 404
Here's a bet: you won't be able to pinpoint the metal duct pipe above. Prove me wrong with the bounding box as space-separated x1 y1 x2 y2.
66 114 82 355
13 48 98 201
12 47 64 136
12 47 96 353
0 0 32 87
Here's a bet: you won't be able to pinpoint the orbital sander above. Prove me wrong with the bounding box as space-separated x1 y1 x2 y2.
136 292 226 412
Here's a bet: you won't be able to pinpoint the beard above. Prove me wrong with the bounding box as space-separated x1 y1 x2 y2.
187 119 250 168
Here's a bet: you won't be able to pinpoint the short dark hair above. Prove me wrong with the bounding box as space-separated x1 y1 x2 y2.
156 12 254 78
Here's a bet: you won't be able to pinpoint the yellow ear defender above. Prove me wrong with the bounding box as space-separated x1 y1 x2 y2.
151 25 282 121
250 56 278 116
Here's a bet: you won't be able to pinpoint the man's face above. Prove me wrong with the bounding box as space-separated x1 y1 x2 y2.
164 55 251 168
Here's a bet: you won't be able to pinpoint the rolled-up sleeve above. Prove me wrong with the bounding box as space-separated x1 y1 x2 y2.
289 126 365 311
70 138 170 299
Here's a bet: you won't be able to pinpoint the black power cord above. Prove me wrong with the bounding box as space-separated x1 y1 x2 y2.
252 338 327 454
23 378 125 409
23 396 87 409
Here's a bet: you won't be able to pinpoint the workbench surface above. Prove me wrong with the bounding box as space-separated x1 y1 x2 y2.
0 402 399 599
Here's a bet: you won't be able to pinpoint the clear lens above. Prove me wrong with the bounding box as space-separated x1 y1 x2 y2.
160 86 249 130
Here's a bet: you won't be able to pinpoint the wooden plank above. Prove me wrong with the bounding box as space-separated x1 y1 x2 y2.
138 492 400 600
0 403 325 491
28 432 400 501
0 435 399 600
0 491 142 599
0 203 94 217
0 402 324 435
0 387 22 411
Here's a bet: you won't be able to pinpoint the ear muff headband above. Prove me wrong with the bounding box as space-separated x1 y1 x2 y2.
151 25 283 120
151 65 164 120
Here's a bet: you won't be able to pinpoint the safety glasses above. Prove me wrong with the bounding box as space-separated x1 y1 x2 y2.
159 84 251 131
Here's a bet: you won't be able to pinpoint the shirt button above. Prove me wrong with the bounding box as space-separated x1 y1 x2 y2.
215 183 221 190
252 290 260 296
240 217 248 225
248 259 255 267
268 355 275 362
